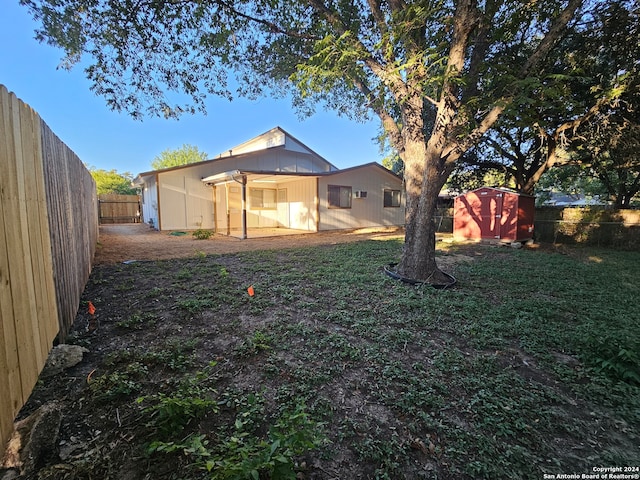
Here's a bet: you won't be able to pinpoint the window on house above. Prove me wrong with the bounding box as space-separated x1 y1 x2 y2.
384 189 401 207
328 185 352 208
250 188 277 209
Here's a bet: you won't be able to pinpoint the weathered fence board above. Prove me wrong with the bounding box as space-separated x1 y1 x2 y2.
0 86 24 455
98 194 140 224
0 84 98 456
42 121 98 339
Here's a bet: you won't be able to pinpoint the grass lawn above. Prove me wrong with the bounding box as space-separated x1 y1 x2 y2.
23 239 640 479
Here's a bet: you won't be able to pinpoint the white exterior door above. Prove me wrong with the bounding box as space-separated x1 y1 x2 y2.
277 189 289 228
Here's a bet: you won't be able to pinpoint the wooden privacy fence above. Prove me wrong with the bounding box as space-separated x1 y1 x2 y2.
534 207 640 248
439 206 639 247
98 193 141 224
0 84 98 454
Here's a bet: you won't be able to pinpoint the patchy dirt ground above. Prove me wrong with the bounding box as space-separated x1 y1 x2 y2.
4 226 637 480
94 224 406 265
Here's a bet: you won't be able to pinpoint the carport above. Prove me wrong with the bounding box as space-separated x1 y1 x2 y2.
201 170 320 239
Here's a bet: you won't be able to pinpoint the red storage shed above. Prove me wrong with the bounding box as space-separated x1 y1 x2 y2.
453 187 535 242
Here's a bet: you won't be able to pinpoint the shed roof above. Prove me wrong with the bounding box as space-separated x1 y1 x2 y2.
457 186 535 198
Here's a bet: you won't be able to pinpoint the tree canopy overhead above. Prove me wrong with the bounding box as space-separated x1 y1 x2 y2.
24 0 604 282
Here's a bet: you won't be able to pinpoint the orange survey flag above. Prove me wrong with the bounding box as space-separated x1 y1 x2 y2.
247 286 255 297
87 301 96 315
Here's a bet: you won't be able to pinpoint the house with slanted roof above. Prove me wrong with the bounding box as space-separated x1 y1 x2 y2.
133 127 405 238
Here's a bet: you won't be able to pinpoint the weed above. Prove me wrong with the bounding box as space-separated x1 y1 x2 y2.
176 268 194 280
139 362 219 437
89 362 147 403
116 312 157 330
193 229 214 240
177 297 215 313
147 388 325 480
593 347 640 385
146 286 164 298
234 329 273 357
114 278 135 291
351 432 404 479
141 338 198 371
206 402 326 480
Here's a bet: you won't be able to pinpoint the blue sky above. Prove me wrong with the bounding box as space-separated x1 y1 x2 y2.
1 2 383 176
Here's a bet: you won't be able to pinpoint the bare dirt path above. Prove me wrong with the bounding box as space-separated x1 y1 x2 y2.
94 224 405 265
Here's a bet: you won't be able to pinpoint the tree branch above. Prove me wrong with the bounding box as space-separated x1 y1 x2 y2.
448 0 585 162
485 136 519 164
519 0 583 78
464 0 499 99
214 0 321 40
351 74 404 154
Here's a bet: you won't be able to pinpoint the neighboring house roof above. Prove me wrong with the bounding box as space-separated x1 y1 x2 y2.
133 126 336 184
541 193 607 206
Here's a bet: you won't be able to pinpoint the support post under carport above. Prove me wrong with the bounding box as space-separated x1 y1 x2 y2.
241 175 247 240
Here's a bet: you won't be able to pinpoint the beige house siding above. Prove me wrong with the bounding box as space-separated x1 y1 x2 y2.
317 165 404 231
136 129 334 231
157 170 215 230
134 129 402 235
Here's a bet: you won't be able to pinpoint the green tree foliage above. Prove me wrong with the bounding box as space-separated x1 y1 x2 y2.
89 167 137 195
151 144 209 170
23 0 591 281
457 1 639 200
536 164 609 205
570 2 640 208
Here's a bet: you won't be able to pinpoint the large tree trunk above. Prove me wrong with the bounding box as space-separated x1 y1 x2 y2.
392 0 478 285
396 128 454 285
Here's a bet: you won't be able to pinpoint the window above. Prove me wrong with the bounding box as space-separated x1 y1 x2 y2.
384 189 401 207
250 188 277 209
328 185 352 208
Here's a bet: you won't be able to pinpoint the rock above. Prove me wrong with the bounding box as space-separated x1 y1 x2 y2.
41 344 89 378
0 468 19 480
1 403 62 477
